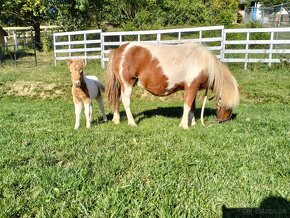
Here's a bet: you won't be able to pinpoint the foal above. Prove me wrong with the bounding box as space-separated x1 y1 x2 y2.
68 60 107 129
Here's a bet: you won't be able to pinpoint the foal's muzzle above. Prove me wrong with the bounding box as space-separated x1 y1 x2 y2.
73 81 81 87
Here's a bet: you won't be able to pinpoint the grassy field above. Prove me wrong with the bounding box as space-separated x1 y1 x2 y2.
0 52 290 217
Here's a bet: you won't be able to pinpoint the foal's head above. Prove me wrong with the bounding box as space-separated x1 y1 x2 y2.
68 60 85 87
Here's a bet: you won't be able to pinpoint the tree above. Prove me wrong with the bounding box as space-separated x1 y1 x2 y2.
0 0 48 50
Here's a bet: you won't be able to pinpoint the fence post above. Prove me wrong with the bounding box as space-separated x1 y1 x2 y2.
244 31 250 70
101 33 105 69
220 28 226 62
269 31 274 67
53 34 57 66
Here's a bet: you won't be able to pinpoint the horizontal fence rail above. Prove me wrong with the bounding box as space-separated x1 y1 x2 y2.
53 30 102 65
53 26 290 69
222 27 290 69
101 26 224 68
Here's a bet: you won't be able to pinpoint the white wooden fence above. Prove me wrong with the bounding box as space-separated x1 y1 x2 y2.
53 29 102 65
222 27 290 69
100 26 224 67
53 26 290 69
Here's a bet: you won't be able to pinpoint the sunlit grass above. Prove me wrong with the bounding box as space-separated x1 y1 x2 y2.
0 53 289 217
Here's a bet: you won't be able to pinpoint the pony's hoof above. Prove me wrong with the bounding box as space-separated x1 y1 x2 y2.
103 117 108 122
179 123 189 129
191 121 196 126
74 126 80 130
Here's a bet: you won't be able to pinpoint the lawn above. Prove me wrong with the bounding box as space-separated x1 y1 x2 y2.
0 52 289 217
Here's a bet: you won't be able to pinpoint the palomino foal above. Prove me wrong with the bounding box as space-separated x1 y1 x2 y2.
68 60 107 129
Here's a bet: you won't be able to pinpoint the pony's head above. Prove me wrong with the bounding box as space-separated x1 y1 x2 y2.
68 59 85 87
216 97 233 123
212 63 239 124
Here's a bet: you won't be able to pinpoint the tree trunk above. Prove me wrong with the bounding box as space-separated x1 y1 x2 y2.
33 22 42 51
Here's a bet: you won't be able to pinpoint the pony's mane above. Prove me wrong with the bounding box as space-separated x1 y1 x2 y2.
192 43 239 109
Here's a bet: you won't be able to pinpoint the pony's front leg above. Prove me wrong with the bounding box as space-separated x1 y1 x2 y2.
179 103 191 129
84 102 91 128
179 86 198 129
96 95 107 122
74 103 83 129
121 85 137 126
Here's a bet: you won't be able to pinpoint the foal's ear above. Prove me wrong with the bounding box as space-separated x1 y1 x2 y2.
68 60 73 67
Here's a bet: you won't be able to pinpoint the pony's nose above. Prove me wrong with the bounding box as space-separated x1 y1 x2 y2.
74 81 81 87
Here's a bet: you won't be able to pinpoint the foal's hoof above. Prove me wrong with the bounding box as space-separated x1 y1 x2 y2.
112 119 120 124
128 122 137 127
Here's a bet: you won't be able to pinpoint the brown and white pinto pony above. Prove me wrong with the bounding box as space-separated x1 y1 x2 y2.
106 42 239 129
69 60 107 129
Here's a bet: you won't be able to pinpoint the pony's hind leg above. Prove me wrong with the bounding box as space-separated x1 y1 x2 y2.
112 99 121 124
189 99 196 126
96 94 107 122
121 84 137 126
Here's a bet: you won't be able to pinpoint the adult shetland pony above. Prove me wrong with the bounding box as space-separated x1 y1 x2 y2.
69 60 107 129
106 42 239 129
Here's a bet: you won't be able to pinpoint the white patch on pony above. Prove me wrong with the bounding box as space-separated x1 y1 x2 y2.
121 84 137 126
125 42 205 89
85 75 100 98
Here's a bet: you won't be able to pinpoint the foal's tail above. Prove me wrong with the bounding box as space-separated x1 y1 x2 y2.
205 50 239 109
105 49 121 111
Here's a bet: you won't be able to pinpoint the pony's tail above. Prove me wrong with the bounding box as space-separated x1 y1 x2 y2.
206 52 239 109
105 49 121 111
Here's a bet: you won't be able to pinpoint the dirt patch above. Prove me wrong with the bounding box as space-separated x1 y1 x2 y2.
3 81 70 99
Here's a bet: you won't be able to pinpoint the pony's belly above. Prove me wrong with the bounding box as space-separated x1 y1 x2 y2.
139 80 184 96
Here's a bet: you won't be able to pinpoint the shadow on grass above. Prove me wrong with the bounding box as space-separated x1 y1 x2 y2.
102 106 238 125
222 196 290 218
135 106 217 124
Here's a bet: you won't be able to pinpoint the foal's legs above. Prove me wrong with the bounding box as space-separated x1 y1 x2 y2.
74 102 83 129
84 102 91 128
179 85 199 129
96 95 107 122
121 84 137 126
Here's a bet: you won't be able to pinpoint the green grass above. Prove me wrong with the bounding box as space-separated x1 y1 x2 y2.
0 53 290 217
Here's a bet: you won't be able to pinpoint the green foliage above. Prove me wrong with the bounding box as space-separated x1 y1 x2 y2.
42 35 53 52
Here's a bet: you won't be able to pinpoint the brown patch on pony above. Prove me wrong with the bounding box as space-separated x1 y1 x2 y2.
184 71 208 107
122 45 169 96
